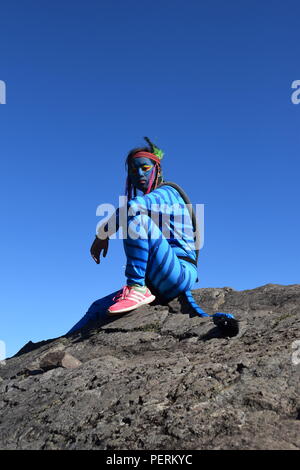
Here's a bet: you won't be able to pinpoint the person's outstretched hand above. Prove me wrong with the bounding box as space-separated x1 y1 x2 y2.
90 236 109 264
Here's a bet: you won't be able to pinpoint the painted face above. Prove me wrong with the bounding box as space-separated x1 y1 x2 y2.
129 157 155 192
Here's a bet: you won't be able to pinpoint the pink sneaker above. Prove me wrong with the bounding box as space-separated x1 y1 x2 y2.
107 285 155 316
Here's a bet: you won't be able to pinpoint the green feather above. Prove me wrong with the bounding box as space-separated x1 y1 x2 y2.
144 136 164 160
153 147 164 160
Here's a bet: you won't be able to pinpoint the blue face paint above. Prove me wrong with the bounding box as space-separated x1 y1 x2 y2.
129 157 154 193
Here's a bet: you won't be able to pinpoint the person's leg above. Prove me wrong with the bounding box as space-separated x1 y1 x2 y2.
123 212 197 302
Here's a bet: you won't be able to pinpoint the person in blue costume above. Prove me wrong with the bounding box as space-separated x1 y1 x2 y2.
67 138 238 335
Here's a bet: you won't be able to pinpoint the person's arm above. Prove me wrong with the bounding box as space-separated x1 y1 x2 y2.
90 207 121 264
96 207 120 239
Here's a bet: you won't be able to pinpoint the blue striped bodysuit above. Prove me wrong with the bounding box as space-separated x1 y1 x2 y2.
114 184 198 302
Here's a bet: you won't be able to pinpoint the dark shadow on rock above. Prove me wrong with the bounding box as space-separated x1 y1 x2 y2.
201 326 230 341
65 314 124 343
65 293 239 346
14 288 240 359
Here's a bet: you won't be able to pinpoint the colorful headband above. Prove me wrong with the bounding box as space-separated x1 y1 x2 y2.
131 151 161 165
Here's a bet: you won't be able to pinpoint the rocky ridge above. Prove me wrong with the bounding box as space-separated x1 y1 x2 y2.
0 284 299 450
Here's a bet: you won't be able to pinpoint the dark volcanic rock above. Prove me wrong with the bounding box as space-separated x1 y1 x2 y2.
39 351 82 371
0 284 299 450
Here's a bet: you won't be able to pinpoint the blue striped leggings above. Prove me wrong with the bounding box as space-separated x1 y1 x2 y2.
123 211 198 302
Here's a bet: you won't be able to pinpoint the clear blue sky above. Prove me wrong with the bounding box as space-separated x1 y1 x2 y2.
1 0 299 358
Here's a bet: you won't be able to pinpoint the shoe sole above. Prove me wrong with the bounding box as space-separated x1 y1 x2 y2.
107 295 156 316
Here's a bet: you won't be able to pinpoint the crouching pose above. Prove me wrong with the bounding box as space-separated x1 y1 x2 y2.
91 137 199 314
68 137 238 335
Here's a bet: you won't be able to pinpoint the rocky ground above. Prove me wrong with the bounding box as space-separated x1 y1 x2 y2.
0 284 299 450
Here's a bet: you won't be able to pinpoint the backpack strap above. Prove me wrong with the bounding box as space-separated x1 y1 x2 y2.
157 181 200 265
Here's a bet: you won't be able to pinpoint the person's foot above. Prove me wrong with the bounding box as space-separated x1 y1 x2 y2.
107 285 155 316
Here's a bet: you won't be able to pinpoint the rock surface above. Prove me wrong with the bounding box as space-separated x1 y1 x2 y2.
0 284 299 450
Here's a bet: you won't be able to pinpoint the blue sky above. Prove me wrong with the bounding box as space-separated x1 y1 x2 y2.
0 0 299 358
